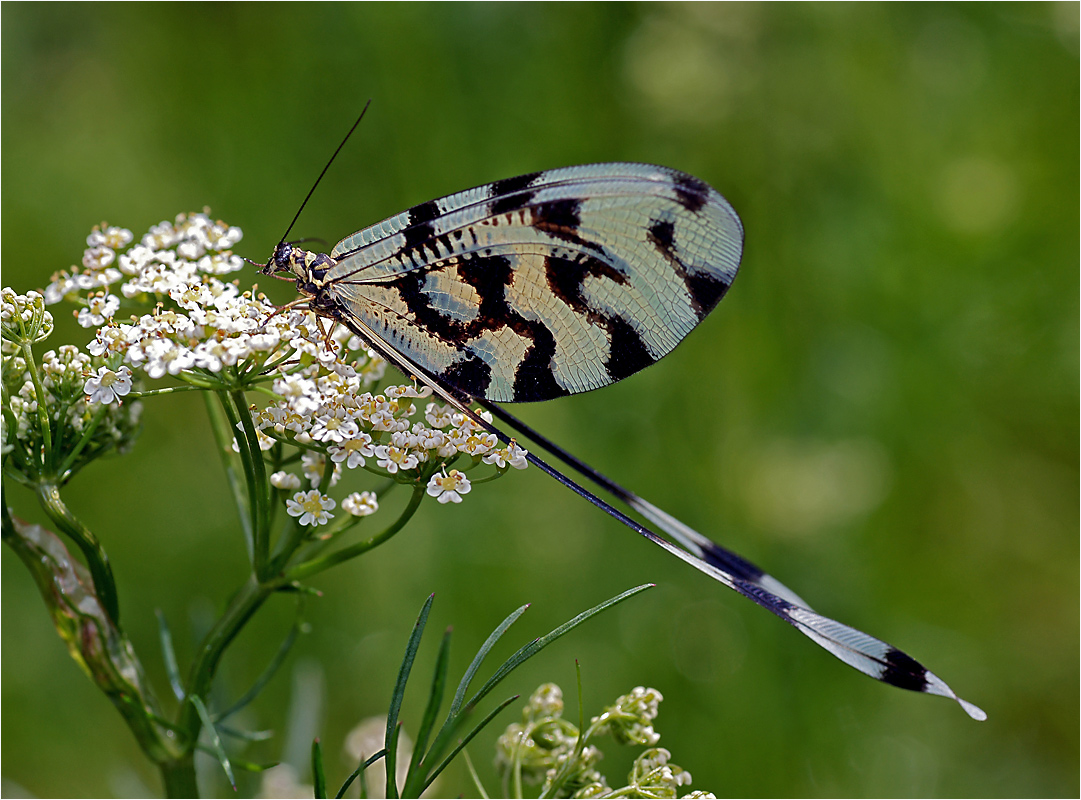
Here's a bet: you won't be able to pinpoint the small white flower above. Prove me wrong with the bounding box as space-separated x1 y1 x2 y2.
457 431 498 456
43 273 78 305
484 441 529 470
374 444 419 474
413 426 447 453
506 442 529 469
310 408 359 443
87 226 133 249
142 339 196 378
83 365 133 405
286 489 335 527
426 468 471 504
368 408 398 432
328 432 375 469
425 402 456 429
191 340 229 372
301 451 341 487
389 430 417 449
271 471 302 490
83 246 116 270
342 491 379 517
76 293 121 328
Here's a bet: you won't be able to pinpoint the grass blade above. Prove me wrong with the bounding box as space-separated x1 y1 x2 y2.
203 391 253 560
449 604 529 717
403 628 452 796
386 724 403 799
468 584 652 710
462 748 489 800
386 594 434 799
191 694 236 791
418 585 652 788
155 609 185 701
336 749 385 799
420 694 520 795
217 724 274 742
312 738 326 799
418 603 530 794
216 619 302 722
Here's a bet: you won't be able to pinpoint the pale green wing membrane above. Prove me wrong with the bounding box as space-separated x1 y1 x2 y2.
324 163 743 402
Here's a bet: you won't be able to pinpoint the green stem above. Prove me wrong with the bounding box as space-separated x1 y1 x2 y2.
216 391 266 575
267 515 306 576
204 392 253 562
128 385 199 399
232 389 271 576
176 575 281 739
160 752 198 798
20 340 53 465
286 483 426 582
36 482 120 623
56 403 108 479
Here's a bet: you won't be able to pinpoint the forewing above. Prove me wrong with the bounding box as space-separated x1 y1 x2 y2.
326 163 744 402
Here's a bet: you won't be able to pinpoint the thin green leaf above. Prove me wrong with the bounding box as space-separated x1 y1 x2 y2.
449 604 530 717
386 723 403 800
419 694 520 796
216 619 302 722
204 392 253 560
192 748 278 773
409 629 452 768
229 389 272 577
155 609 185 701
191 694 236 791
419 585 651 789
468 585 652 710
575 660 584 737
217 724 274 742
403 628 452 797
312 738 326 799
336 749 386 799
385 593 434 799
539 663 588 800
417 602 531 790
461 748 489 800
229 758 280 774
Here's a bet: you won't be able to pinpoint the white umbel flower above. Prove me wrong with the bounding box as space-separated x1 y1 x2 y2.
286 489 335 527
426 468 471 504
83 365 133 405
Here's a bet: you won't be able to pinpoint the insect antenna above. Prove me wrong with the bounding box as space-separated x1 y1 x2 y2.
286 236 329 248
277 99 372 246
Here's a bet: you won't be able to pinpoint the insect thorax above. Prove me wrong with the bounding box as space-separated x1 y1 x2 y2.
266 242 338 293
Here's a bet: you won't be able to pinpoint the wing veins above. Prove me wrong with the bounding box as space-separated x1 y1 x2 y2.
331 177 724 264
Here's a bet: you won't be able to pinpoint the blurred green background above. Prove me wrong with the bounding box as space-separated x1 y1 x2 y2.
2 3 1077 797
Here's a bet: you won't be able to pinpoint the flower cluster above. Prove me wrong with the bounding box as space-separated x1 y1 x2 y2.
496 683 598 792
590 685 663 747
54 214 294 381
2 287 54 345
45 215 242 309
23 213 528 525
2 290 141 481
495 682 712 799
253 364 528 521
576 748 706 799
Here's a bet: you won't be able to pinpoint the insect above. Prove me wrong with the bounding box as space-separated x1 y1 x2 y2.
259 110 985 720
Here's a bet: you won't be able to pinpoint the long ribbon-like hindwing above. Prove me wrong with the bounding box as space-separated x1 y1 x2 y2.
263 161 985 721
